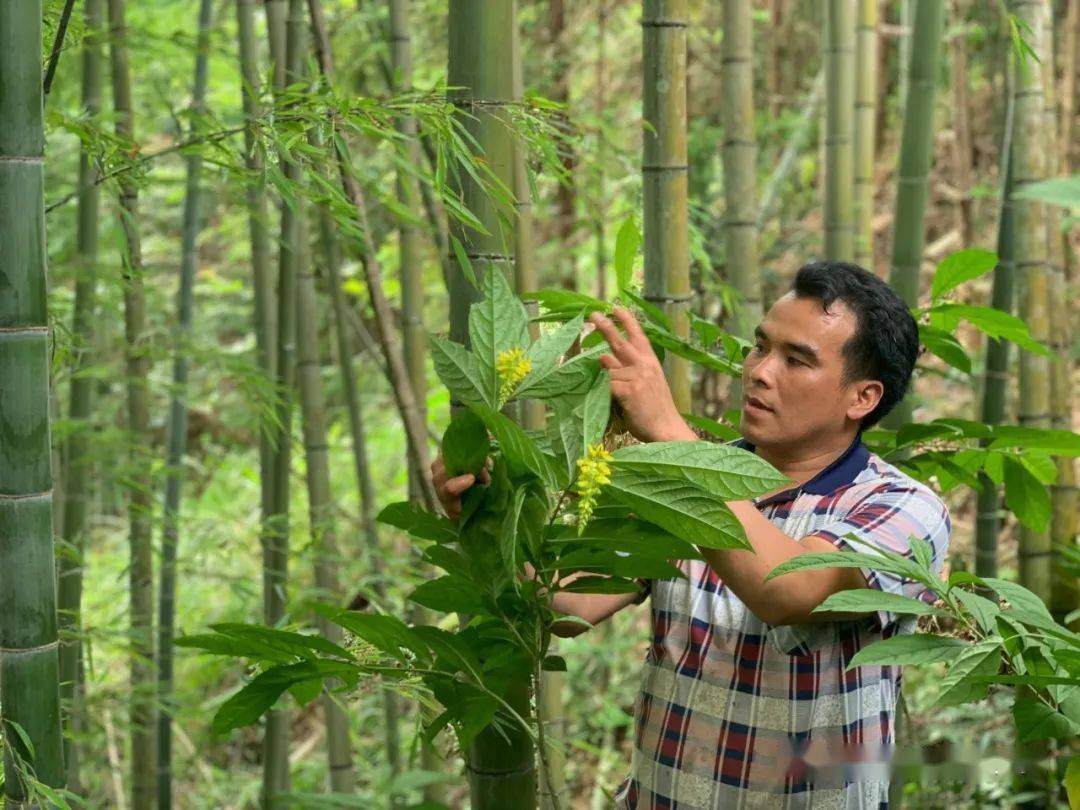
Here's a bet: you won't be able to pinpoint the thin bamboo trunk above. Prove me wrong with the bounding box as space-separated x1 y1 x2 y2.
823 0 855 261
898 0 914 114
721 0 761 407
1011 0 1052 604
446 2 537 806
1061 0 1078 177
294 196 356 795
974 87 1014 580
643 0 692 413
58 0 104 792
758 70 824 228
264 0 295 804
949 0 974 246
306 0 438 512
884 0 944 429
108 0 158 804
156 4 212 805
0 1 66 801
549 0 577 289
853 0 877 267
595 2 608 300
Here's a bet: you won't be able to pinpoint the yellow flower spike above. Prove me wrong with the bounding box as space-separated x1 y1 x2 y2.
496 347 532 407
574 443 614 533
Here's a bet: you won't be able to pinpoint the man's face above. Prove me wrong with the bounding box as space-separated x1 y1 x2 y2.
740 293 876 449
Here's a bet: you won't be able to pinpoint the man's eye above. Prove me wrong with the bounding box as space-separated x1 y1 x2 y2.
752 343 764 353
787 356 806 367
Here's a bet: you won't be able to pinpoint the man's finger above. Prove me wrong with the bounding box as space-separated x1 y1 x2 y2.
599 353 624 370
613 306 650 351
608 365 637 381
589 312 636 363
445 474 476 495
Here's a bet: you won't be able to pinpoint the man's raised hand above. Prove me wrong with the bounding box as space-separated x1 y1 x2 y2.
588 306 696 443
431 454 489 520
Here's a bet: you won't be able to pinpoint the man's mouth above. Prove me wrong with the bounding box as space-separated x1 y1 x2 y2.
745 396 774 413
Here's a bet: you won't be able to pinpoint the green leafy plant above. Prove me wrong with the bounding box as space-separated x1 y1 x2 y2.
177 266 786 768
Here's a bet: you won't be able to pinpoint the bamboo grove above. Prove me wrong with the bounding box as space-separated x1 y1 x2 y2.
0 1 1077 808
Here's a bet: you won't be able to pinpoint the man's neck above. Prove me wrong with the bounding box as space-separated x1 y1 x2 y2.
752 433 859 496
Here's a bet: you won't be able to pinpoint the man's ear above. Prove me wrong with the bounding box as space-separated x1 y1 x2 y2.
847 380 883 423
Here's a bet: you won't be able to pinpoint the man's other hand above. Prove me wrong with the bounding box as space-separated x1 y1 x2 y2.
589 306 696 443
431 454 489 520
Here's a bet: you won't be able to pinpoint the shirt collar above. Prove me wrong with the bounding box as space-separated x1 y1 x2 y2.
732 432 870 501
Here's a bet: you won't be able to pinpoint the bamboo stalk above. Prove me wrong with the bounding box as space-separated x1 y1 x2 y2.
643 0 692 412
58 0 104 792
1011 0 1052 605
949 0 974 246
595 1 609 300
305 0 438 513
549 0 578 289
0 1 66 801
263 0 294 804
974 86 1014 580
721 0 762 407
157 2 212 806
758 70 825 228
853 0 877 267
107 0 158 804
824 0 856 261
884 0 945 428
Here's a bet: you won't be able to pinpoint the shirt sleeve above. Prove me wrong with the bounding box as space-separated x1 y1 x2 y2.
803 483 952 632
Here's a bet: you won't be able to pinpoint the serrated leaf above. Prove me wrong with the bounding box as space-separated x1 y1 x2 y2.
469 405 560 488
935 641 1001 706
766 549 925 583
611 441 789 501
430 334 490 408
377 502 458 543
814 590 943 617
931 249 999 300
952 588 1001 634
847 633 968 667
469 267 531 403
517 344 603 400
310 604 427 665
442 409 490 477
605 467 749 550
1003 455 1051 532
1013 696 1080 742
213 660 357 734
174 632 294 664
580 372 611 451
209 623 352 661
521 314 584 391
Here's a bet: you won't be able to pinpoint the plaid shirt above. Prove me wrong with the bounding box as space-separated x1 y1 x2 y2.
615 434 952 809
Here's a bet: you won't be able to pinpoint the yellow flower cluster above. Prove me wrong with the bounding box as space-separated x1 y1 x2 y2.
574 443 613 532
496 347 531 406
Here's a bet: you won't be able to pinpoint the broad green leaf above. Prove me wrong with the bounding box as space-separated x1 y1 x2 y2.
442 409 490 477
580 372 611 451
469 267 530 403
988 425 1080 456
1018 452 1058 484
847 633 969 667
642 323 741 376
517 345 603 400
521 314 584 391
547 398 582 479
935 641 1001 706
410 575 493 616
430 335 490 408
766 549 923 583
982 578 1057 625
952 589 1001 634
613 216 641 292
557 575 644 594
611 441 790 501
620 288 671 331
209 623 351 661
521 288 609 319
814 590 943 617
541 654 568 672
682 413 741 441
499 487 527 580
377 502 458 543
549 518 701 561
410 626 485 683
605 467 749 550
470 404 560 488
174 633 294 664
288 677 322 707
213 660 358 734
1012 696 1080 742
1003 455 1051 533
1066 755 1080 809
929 303 1050 357
910 537 934 571
310 604 427 665
917 325 972 373
930 249 998 301
896 421 964 449
548 549 684 580
1011 174 1080 209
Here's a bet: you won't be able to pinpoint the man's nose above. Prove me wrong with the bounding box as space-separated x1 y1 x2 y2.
746 351 777 388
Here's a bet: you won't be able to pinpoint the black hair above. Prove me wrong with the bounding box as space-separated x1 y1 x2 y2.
790 261 919 430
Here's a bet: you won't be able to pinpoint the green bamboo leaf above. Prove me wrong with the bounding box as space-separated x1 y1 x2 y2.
442 409 490 477
429 334 490 408
605 468 749 550
377 502 459 543
1003 455 1051 532
612 441 790 501
814 590 944 617
930 249 998 301
846 633 968 668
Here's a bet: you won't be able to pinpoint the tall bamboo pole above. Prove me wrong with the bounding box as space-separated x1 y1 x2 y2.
884 0 945 429
1062 0 1079 180
643 0 691 412
294 198 356 794
156 3 212 806
823 0 855 261
721 0 761 406
853 0 877 267
58 0 104 791
446 3 537 807
1011 0 1052 604
264 0 294 803
0 2 66 801
949 0 974 245
549 0 578 289
595 1 609 300
974 87 1014 580
108 0 158 803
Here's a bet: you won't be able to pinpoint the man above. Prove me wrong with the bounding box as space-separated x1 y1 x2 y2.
433 261 951 808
